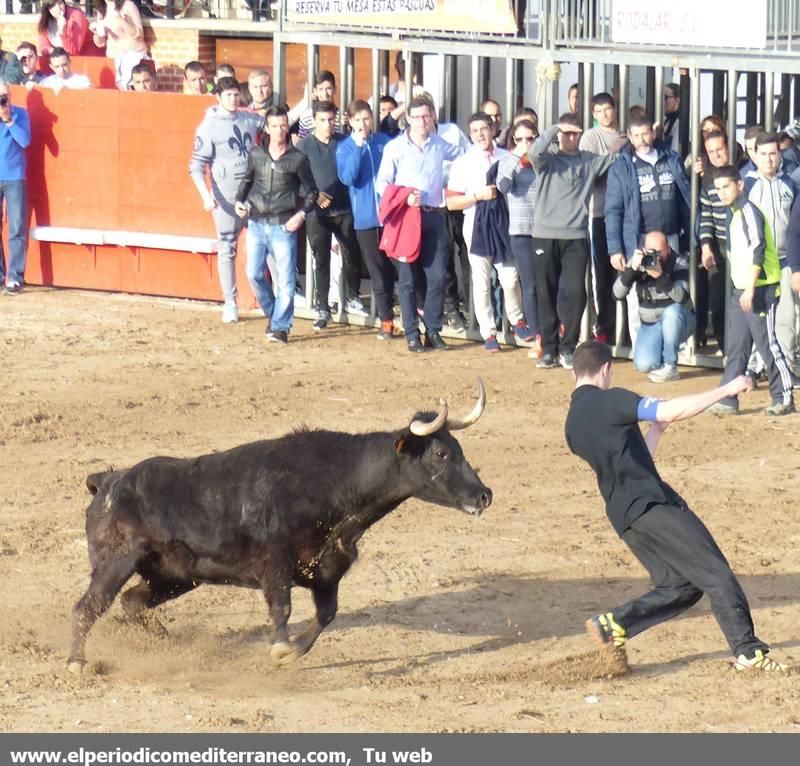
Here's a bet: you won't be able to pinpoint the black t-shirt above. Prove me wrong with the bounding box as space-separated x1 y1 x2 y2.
564 385 683 536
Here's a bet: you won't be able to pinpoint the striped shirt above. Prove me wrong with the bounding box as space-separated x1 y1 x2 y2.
698 176 728 255
495 152 536 236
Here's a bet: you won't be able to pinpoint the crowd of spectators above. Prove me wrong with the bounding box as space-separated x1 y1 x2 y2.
1 45 800 414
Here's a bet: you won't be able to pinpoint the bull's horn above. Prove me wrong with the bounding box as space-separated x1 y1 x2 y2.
446 379 486 431
409 400 449 436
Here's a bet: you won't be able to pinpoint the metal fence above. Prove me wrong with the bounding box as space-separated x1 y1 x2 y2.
5 0 800 53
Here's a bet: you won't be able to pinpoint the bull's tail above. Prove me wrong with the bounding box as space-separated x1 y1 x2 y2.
86 469 120 496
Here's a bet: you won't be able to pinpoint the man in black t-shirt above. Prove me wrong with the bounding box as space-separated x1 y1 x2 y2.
564 340 787 673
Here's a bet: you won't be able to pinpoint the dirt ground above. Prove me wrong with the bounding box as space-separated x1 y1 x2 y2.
2 287 800 734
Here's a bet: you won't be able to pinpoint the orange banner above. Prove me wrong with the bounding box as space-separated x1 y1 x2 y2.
285 0 518 35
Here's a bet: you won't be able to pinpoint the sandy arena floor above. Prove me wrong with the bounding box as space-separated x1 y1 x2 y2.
1 287 800 733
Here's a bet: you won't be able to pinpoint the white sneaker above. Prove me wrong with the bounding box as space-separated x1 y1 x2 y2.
648 364 679 383
221 304 239 324
733 649 787 672
344 297 369 316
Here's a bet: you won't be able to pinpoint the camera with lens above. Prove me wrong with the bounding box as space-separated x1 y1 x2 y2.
639 249 660 271
0 95 8 108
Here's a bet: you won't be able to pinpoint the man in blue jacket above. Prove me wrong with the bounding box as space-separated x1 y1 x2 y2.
605 113 691 344
336 100 396 340
0 79 31 294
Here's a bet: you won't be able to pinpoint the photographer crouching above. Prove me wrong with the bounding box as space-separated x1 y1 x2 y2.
613 230 695 383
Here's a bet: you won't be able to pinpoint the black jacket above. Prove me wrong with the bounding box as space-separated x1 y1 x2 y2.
471 162 512 265
236 144 318 223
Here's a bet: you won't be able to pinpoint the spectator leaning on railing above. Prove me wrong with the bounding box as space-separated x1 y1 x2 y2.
183 61 211 95
15 42 45 88
129 62 156 91
40 47 92 91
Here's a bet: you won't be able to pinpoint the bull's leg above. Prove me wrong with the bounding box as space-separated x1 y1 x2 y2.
292 583 339 658
263 577 295 665
120 577 198 636
67 549 143 674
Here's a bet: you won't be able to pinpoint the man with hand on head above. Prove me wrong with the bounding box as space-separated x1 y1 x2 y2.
530 113 617 370
336 99 396 340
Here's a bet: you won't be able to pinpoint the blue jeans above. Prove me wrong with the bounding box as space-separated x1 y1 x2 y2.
633 303 696 372
0 180 27 285
245 220 297 333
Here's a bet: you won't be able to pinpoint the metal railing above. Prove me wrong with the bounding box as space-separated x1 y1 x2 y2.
277 0 537 43
4 0 798 53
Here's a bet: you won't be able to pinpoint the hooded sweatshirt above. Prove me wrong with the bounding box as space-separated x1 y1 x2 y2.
189 106 264 201
528 124 614 239
743 170 798 267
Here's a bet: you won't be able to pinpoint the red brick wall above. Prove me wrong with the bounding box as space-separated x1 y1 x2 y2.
145 25 216 92
0 17 217 93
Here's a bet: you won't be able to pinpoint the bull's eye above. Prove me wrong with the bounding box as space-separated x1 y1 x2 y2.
436 449 448 460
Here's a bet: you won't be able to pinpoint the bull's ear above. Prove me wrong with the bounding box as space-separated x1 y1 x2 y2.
394 436 408 454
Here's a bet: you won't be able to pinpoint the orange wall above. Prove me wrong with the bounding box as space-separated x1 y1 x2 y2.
21 84 216 235
16 85 259 307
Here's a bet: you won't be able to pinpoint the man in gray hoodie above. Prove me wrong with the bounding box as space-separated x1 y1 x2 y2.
529 112 616 369
190 76 264 323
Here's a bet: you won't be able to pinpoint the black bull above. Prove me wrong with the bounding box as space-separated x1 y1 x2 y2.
67 382 492 672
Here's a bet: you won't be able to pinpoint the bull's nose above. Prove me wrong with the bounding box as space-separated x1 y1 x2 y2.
478 488 493 510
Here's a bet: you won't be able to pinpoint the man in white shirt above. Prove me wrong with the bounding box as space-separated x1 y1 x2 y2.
40 48 91 92
447 111 531 352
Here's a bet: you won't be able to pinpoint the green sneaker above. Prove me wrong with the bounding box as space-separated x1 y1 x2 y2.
586 612 627 649
733 649 787 672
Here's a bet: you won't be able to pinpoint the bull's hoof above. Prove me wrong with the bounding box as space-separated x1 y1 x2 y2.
270 641 301 665
66 659 86 676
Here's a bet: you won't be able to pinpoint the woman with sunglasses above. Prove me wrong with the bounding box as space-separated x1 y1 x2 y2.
496 118 542 357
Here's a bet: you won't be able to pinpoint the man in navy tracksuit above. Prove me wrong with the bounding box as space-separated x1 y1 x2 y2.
336 99 396 340
605 114 691 344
